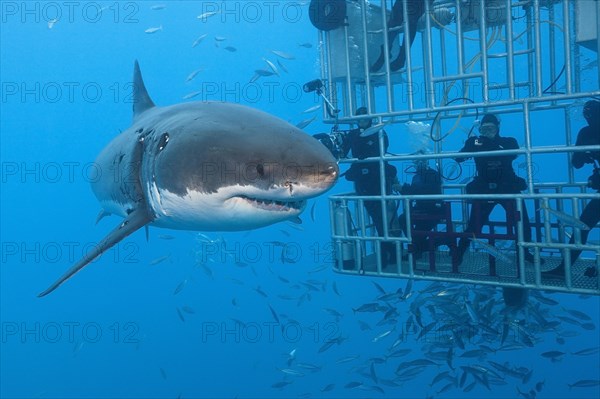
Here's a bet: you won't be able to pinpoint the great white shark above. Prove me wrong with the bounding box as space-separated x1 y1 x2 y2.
39 61 338 297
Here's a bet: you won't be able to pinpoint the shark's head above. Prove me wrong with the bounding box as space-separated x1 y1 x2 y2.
93 61 338 231
142 102 338 230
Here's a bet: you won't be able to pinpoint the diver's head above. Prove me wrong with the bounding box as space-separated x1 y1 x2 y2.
479 113 500 138
583 100 600 127
356 107 372 130
413 150 428 170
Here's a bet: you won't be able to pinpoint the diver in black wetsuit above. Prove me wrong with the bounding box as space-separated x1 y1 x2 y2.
543 100 600 279
451 113 537 267
371 0 433 72
398 156 446 258
341 107 401 266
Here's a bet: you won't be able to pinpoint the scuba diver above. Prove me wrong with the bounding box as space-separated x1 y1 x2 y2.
542 100 600 279
450 113 537 268
371 0 433 72
314 107 401 266
398 155 447 259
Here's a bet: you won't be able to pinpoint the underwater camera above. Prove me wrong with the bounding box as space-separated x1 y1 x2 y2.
303 78 340 118
313 129 346 160
303 79 324 93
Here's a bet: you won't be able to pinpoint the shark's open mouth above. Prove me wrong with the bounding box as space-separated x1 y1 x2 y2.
237 195 305 212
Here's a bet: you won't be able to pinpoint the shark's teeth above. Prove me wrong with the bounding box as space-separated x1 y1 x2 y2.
238 195 304 211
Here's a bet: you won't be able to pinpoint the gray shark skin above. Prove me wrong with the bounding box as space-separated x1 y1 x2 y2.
38 61 338 297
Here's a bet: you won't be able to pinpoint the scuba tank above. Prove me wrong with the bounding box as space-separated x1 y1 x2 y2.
333 202 356 269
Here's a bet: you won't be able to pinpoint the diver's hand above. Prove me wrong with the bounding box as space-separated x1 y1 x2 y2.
583 152 595 164
390 177 402 194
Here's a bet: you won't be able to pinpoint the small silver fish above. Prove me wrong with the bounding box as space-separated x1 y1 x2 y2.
150 254 170 266
271 381 292 389
231 318 246 328
308 264 328 274
183 91 202 100
359 120 392 137
173 279 188 295
214 36 227 42
254 69 275 77
344 381 363 389
224 46 237 52
323 308 343 318
271 50 296 60
268 304 280 323
192 34 208 47
249 73 261 83
332 281 341 296
564 308 592 321
186 69 203 83
571 347 599 356
199 263 213 279
279 229 291 237
295 115 316 130
254 286 268 298
157 234 175 240
197 11 219 20
177 308 185 323
278 368 305 376
277 59 289 73
541 350 565 359
144 25 163 34
541 204 590 231
321 384 335 392
150 4 166 10
303 104 321 114
72 341 84 355
567 379 600 388
298 42 313 48
336 355 360 363
372 328 394 343
471 235 513 263
181 306 195 314
262 58 280 76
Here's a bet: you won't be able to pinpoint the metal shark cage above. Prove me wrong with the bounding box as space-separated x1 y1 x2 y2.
316 0 600 295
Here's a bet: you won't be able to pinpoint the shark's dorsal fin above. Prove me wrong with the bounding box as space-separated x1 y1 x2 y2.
133 60 155 121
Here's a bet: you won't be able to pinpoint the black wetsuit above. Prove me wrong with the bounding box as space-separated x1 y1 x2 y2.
563 124 600 267
343 128 399 261
371 0 433 72
454 134 533 262
399 165 445 254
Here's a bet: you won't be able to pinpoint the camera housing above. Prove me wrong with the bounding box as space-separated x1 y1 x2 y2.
303 79 324 93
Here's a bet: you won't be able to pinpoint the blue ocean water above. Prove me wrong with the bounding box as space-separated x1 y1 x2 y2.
1 1 599 399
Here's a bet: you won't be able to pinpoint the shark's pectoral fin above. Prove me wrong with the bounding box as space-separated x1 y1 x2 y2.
95 209 111 225
38 206 154 297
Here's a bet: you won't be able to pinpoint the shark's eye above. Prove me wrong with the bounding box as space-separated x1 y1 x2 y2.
157 133 169 152
256 163 265 177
